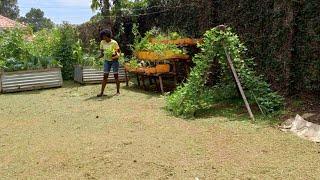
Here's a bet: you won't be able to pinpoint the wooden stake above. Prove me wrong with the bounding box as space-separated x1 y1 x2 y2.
223 45 255 122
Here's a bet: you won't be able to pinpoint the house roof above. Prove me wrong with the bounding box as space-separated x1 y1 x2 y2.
0 15 26 29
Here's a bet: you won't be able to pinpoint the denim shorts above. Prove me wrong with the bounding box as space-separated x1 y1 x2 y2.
103 60 119 74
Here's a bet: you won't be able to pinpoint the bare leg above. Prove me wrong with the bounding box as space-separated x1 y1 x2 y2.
114 73 120 94
98 73 109 97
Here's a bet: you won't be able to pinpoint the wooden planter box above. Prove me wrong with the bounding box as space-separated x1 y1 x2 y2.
134 51 189 61
74 65 126 84
150 38 202 46
0 68 63 93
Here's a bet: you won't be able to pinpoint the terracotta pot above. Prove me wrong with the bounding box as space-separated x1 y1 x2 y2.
136 67 146 73
156 64 170 73
135 51 159 61
145 67 157 75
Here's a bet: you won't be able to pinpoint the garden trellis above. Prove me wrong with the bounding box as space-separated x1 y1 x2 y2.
166 27 283 118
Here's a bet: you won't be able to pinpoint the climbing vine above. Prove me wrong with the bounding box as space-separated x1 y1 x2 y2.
166 27 284 118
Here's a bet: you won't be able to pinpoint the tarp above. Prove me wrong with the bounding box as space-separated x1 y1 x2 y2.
281 114 320 143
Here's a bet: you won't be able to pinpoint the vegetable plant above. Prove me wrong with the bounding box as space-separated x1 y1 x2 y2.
166 27 284 118
0 28 61 72
132 27 186 56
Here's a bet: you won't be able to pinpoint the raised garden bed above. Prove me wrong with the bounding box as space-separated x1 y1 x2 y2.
134 51 190 61
150 38 202 46
74 65 127 84
0 68 63 93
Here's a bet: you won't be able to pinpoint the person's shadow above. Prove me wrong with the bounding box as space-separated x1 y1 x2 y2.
84 94 117 101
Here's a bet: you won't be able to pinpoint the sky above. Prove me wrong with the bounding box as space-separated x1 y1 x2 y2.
18 0 97 24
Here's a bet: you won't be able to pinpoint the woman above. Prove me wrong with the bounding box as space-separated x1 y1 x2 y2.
97 29 121 97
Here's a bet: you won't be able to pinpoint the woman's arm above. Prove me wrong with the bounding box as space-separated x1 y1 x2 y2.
111 48 121 60
98 49 104 59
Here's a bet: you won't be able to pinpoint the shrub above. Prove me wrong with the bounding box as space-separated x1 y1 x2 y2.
53 23 78 80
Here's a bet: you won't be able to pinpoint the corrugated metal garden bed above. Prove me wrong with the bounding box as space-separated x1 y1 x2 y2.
74 65 127 84
0 68 63 93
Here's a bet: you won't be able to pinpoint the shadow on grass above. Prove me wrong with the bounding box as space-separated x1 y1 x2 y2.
0 86 64 96
61 81 82 89
164 98 282 126
84 94 118 101
122 85 162 99
194 102 282 126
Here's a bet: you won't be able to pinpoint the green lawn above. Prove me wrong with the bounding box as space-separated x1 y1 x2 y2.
0 82 319 179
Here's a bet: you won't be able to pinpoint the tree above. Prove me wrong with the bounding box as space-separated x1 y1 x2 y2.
0 0 19 19
20 8 54 32
90 0 147 16
91 0 111 16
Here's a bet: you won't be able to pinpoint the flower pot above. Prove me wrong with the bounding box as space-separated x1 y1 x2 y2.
156 64 170 73
135 51 160 61
136 67 146 73
135 51 189 61
145 67 157 75
150 38 202 46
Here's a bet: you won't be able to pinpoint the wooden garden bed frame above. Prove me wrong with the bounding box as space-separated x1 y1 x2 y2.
150 38 203 46
0 68 63 93
134 51 190 61
126 58 191 94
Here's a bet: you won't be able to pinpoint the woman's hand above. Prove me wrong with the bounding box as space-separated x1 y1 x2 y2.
111 53 119 60
111 50 120 60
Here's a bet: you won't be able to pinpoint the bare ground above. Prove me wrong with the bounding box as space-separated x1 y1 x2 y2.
0 82 319 179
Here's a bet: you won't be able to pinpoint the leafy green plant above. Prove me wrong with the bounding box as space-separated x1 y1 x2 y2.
127 57 140 68
132 27 186 56
73 40 85 65
166 27 284 118
53 23 78 80
27 28 60 57
88 39 99 55
118 53 128 65
0 28 61 72
0 28 31 63
104 48 114 60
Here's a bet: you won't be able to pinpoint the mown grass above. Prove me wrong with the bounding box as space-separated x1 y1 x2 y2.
0 82 319 179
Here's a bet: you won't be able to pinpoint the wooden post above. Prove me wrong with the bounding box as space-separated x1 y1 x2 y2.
159 75 164 94
124 69 129 86
0 70 3 93
136 74 141 86
223 45 255 122
173 61 178 87
141 74 146 90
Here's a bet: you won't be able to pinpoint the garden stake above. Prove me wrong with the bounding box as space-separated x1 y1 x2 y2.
223 44 255 122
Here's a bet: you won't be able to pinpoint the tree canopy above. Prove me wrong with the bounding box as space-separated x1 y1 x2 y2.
0 0 19 19
90 0 148 16
19 8 54 32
